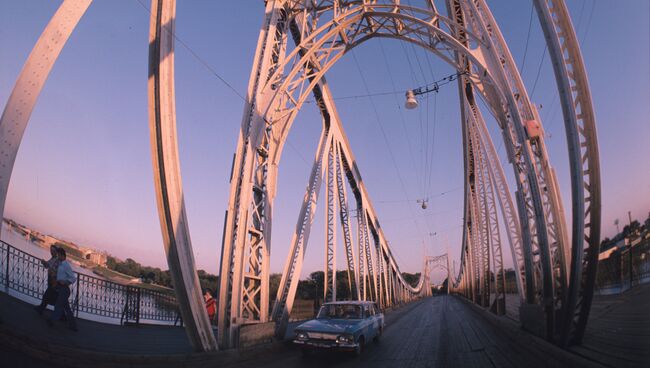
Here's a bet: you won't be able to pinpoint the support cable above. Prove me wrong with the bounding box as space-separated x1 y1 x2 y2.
351 51 425 242
134 0 245 101
520 3 535 74
378 40 423 202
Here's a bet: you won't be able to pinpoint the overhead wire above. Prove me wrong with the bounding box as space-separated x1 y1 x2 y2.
422 55 439 203
406 42 433 200
539 0 594 138
398 37 427 200
529 47 546 99
519 3 535 74
376 186 462 204
350 51 426 241
378 40 423 197
134 0 246 102
532 0 587 100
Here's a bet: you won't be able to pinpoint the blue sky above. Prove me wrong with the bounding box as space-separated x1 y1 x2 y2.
1 0 648 281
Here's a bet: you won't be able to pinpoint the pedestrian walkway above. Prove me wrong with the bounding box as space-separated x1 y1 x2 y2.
573 282 650 367
0 290 192 355
1 285 648 367
502 284 650 368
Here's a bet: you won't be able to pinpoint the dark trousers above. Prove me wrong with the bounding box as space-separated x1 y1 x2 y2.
36 284 58 312
49 285 76 328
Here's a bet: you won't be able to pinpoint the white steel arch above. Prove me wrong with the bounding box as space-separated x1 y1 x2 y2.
0 0 601 352
218 0 600 348
0 0 219 351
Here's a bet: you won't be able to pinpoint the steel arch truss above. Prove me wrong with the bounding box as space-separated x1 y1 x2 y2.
0 0 220 352
218 0 600 348
0 0 600 353
423 254 451 296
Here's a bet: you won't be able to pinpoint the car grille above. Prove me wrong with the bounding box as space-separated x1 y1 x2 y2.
307 332 338 340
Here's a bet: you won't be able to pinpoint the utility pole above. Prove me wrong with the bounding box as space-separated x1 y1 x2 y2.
628 211 633 227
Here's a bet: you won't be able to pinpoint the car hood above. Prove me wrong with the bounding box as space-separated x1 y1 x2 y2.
297 319 362 334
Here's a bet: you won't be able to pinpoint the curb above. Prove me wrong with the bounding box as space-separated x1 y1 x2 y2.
458 297 607 368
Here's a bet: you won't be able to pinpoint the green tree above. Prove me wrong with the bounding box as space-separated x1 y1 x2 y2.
401 272 421 288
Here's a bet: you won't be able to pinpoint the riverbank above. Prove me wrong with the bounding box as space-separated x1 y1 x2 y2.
1 220 172 293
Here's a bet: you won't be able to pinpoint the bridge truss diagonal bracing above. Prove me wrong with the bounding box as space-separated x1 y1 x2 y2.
216 0 601 350
0 0 600 353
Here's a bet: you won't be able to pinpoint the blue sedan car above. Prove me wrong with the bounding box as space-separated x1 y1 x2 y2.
293 301 384 355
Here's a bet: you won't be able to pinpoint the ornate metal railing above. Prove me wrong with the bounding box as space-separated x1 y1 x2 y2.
596 238 650 294
0 240 180 325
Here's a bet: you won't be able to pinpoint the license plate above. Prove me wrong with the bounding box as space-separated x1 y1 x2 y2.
312 343 331 348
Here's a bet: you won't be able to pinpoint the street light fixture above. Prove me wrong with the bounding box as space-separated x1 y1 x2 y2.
405 90 418 109
404 71 467 109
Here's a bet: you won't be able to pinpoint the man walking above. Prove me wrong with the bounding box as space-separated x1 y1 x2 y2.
47 248 77 331
35 245 60 315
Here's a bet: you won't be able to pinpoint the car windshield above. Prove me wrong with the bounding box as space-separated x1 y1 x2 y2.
316 304 363 319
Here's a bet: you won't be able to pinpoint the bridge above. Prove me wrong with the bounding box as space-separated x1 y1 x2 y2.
0 0 647 367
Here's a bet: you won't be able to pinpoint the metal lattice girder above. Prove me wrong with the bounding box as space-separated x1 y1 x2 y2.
0 0 92 240
424 254 451 294
468 107 506 314
470 116 492 308
357 202 368 300
147 0 218 351
271 100 428 336
532 0 601 346
218 0 289 348
324 141 337 302
270 124 332 337
468 93 528 304
334 142 360 300
464 0 557 301
466 2 570 308
472 121 492 308
221 0 598 346
360 209 374 302
446 0 566 339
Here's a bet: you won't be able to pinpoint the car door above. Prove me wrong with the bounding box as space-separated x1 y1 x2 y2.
361 305 372 339
367 304 378 339
371 304 380 336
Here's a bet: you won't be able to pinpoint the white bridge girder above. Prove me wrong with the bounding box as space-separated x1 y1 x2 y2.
0 0 601 352
218 0 599 347
0 0 221 352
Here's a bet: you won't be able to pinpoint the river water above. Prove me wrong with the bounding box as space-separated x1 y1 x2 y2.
1 224 178 325
1 223 99 278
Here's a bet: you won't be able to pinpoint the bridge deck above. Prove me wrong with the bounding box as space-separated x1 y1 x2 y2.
249 295 598 368
572 282 650 367
2 287 648 367
0 290 192 356
503 283 650 368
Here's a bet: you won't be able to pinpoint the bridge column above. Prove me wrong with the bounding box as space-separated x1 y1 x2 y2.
0 0 92 240
148 0 218 351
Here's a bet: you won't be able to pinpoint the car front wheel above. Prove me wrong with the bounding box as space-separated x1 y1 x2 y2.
354 336 365 356
374 326 383 343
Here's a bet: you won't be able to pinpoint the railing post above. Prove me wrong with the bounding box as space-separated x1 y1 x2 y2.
5 243 10 290
136 287 141 326
629 244 634 289
121 286 130 325
75 276 81 318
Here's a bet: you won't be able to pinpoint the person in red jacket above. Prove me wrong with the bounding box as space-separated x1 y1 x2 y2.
204 289 216 324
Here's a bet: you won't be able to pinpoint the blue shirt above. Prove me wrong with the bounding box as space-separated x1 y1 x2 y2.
56 260 76 285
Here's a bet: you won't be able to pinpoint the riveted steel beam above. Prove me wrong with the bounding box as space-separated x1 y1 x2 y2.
147 0 218 351
0 0 92 232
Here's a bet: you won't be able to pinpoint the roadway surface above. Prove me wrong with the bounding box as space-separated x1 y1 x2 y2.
228 295 599 368
3 288 647 367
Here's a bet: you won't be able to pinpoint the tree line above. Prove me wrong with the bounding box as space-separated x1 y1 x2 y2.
105 256 421 302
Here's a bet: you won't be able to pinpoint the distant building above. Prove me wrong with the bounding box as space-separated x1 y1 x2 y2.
84 250 108 267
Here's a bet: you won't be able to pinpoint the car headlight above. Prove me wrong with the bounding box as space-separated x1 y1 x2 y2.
296 331 308 341
336 334 354 344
